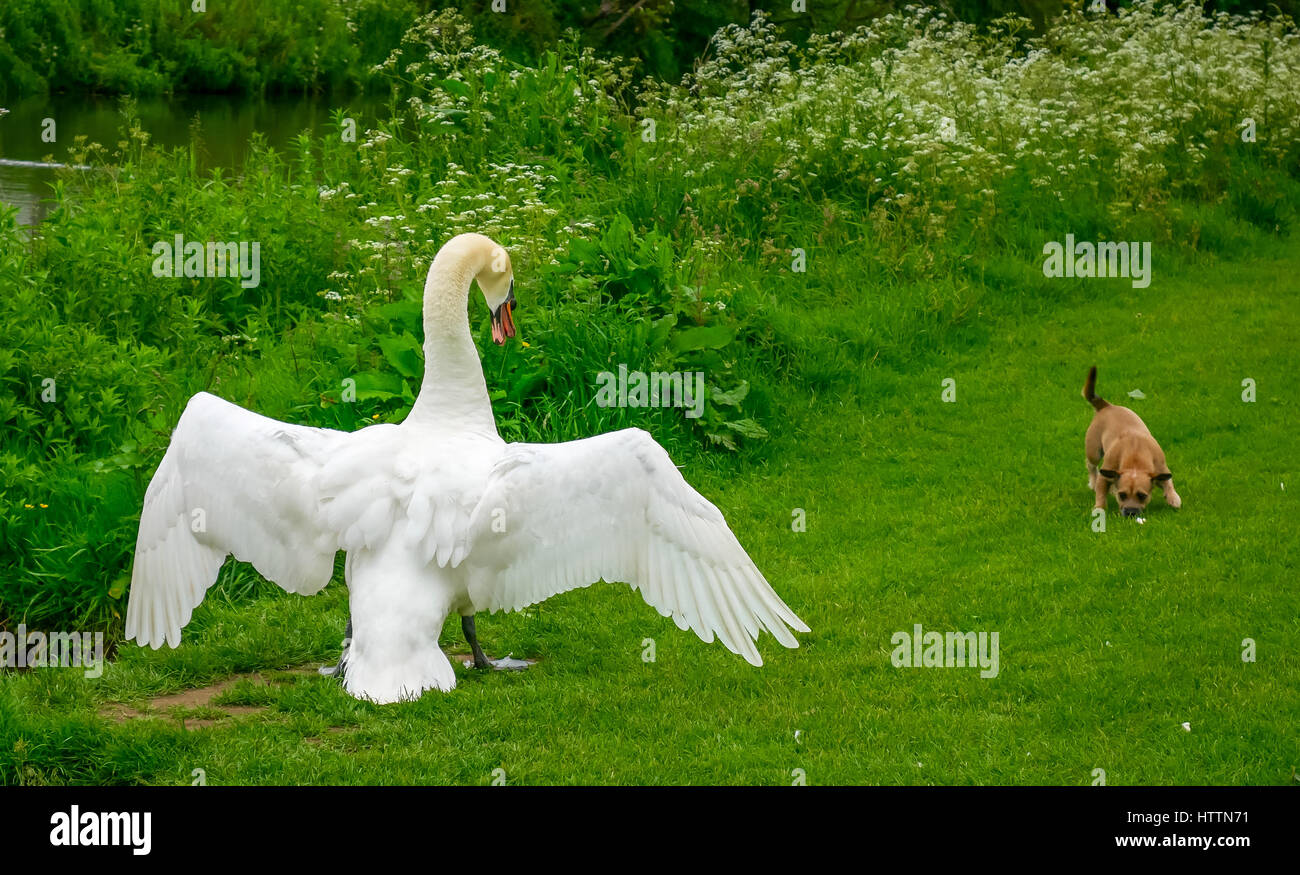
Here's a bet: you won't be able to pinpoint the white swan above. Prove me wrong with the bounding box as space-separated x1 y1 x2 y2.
126 233 809 703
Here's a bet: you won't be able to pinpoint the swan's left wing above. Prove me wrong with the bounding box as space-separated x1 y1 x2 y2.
458 428 809 665
126 392 345 649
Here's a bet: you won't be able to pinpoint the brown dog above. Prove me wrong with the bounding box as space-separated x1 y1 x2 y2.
1083 367 1181 517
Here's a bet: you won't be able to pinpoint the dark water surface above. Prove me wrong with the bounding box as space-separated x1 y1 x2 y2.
0 92 389 224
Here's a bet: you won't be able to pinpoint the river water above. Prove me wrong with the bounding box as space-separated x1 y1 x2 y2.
0 92 389 224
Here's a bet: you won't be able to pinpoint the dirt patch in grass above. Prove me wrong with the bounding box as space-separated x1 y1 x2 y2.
100 667 319 729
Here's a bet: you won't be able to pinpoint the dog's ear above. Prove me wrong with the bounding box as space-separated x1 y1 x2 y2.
1099 469 1119 481
1153 472 1173 482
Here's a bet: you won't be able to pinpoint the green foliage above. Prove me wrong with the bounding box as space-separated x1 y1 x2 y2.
0 3 1297 643
5 1 1298 99
0 0 422 98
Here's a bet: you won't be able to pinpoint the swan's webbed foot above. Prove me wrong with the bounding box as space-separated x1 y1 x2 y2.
318 618 353 678
461 614 493 670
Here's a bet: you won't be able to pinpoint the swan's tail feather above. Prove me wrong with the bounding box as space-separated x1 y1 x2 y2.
343 644 456 704
343 541 458 704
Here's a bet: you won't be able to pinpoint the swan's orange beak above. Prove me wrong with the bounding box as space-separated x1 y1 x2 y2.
490 288 516 346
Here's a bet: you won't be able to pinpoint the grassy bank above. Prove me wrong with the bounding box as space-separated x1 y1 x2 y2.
1 242 1295 784
0 3 1297 783
3 2 1297 636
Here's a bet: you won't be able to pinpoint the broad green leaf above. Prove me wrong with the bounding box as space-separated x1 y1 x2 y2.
376 299 421 329
671 323 734 353
378 332 424 379
705 431 738 451
710 380 750 407
351 370 404 401
647 313 676 350
441 79 471 98
721 418 769 439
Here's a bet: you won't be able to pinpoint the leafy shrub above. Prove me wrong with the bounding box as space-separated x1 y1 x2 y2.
0 0 420 98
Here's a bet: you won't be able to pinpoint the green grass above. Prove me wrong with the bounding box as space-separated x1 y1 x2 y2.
2 1 1297 787
2 243 1294 785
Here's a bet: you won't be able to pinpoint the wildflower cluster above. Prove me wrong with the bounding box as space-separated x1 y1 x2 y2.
642 3 1300 247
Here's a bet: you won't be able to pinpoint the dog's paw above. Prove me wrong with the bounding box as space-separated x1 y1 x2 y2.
1166 493 1182 510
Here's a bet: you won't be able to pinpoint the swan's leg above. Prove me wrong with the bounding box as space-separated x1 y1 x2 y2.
317 617 354 678
461 615 492 670
457 614 533 671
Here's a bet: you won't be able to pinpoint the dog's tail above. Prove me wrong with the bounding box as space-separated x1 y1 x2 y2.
1082 366 1109 411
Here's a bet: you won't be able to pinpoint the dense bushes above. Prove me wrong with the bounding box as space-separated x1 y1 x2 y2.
1 3 1297 634
0 0 421 97
3 1 1298 98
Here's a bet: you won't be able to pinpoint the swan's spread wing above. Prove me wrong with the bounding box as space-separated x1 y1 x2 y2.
126 392 344 649
460 428 809 665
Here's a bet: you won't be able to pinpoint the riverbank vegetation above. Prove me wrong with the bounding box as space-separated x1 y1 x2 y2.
2 0 1298 97
0 3 1297 786
3 1 1297 634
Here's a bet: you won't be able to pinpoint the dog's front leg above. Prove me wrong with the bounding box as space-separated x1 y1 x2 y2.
1093 475 1110 510
1160 478 1182 509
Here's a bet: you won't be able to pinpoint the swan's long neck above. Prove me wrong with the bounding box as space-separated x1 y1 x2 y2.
406 244 498 436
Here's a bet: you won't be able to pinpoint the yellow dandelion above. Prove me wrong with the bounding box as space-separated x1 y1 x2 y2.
372 413 380 420
39 504 48 509
521 340 531 348
24 504 34 509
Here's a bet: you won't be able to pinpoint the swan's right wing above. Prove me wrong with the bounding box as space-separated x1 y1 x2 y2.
126 392 344 649
459 428 809 665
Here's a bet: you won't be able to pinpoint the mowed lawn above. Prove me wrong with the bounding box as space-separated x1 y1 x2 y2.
2 246 1296 786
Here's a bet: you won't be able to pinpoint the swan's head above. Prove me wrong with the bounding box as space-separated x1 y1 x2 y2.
478 245 517 346
428 233 518 344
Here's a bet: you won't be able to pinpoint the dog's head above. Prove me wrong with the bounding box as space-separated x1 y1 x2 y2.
1099 469 1172 517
